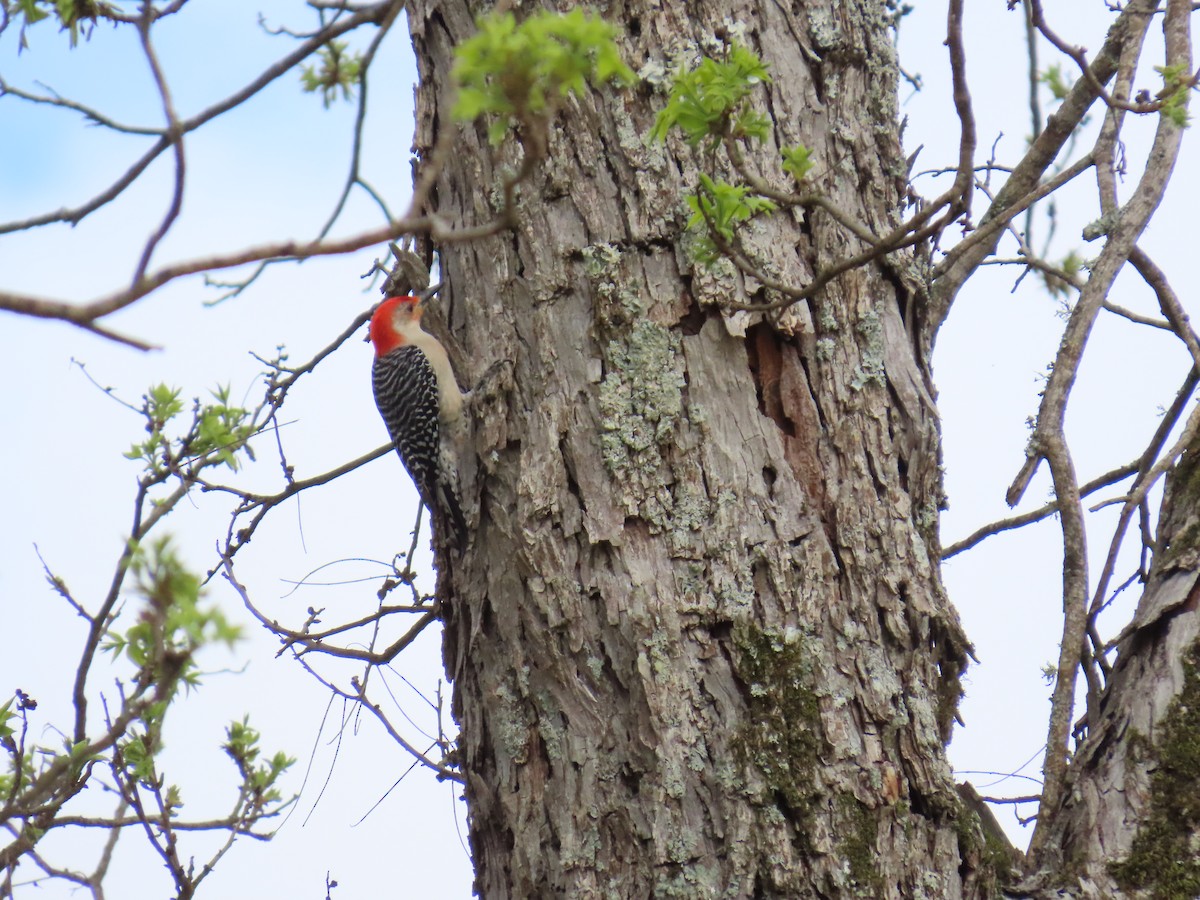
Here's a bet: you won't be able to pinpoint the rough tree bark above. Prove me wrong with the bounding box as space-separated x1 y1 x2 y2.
407 0 987 896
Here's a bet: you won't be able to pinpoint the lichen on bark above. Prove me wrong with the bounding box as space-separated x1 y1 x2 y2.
597 319 686 528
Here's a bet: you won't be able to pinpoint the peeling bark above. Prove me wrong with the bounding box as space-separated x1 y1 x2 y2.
407 0 989 895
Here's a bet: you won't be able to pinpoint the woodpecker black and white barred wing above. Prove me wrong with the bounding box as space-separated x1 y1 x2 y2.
373 345 441 508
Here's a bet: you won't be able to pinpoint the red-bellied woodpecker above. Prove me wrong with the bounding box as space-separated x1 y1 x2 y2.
369 295 467 545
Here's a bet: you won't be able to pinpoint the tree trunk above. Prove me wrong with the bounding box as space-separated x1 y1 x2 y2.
407 1 989 895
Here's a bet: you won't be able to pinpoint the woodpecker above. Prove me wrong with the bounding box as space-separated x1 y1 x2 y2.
369 295 467 545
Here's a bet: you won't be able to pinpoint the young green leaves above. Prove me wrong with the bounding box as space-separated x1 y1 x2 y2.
453 9 635 146
652 42 816 266
103 537 241 691
1155 64 1193 128
650 43 770 148
301 40 363 109
781 144 815 183
124 384 254 474
7 0 115 49
225 717 295 809
687 174 776 264
1040 64 1070 103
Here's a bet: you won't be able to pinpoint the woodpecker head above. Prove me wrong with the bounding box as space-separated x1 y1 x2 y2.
369 295 424 357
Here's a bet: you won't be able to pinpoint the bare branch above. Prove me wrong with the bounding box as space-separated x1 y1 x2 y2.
1024 0 1191 849
0 76 163 135
0 2 397 238
931 0 1159 332
941 462 1139 559
131 6 186 284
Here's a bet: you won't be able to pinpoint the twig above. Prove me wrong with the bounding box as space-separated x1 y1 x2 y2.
941 462 1139 559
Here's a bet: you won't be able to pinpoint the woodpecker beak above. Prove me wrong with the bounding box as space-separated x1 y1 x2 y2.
417 282 443 305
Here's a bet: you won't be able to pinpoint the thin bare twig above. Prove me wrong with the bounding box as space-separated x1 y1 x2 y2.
131 5 186 284
941 462 1140 559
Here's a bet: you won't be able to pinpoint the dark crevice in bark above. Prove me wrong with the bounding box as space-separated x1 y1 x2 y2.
560 436 581 507
746 324 798 437
679 290 707 335
761 464 778 497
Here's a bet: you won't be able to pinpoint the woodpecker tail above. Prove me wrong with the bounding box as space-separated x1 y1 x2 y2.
429 430 467 549
434 476 467 549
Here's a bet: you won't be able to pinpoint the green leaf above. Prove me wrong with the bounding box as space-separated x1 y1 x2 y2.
106 537 243 691
1040 64 1069 102
0 698 15 742
683 174 776 265
224 717 295 802
781 144 815 183
119 733 156 783
301 41 363 109
452 9 636 145
687 174 776 237
1041 250 1083 299
9 0 114 48
17 0 50 25
188 386 252 470
1154 63 1192 128
652 43 771 148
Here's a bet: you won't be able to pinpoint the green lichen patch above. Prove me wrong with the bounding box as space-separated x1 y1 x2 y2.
598 321 685 528
492 680 534 765
652 857 719 899
1155 447 1200 572
1109 640 1200 898
666 480 711 556
583 242 645 332
848 307 885 391
950 799 1013 897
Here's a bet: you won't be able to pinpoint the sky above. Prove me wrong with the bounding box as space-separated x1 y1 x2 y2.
1 0 1196 896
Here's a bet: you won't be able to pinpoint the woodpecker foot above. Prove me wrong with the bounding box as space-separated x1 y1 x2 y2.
473 358 515 399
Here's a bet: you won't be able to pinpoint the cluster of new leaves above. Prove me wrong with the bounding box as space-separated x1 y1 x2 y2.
301 40 364 109
686 173 777 259
105 540 292 814
650 43 771 148
124 384 255 474
651 43 816 266
1154 63 1194 128
224 718 295 814
0 695 34 801
1040 63 1071 102
453 8 635 146
4 0 115 48
104 537 242 693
